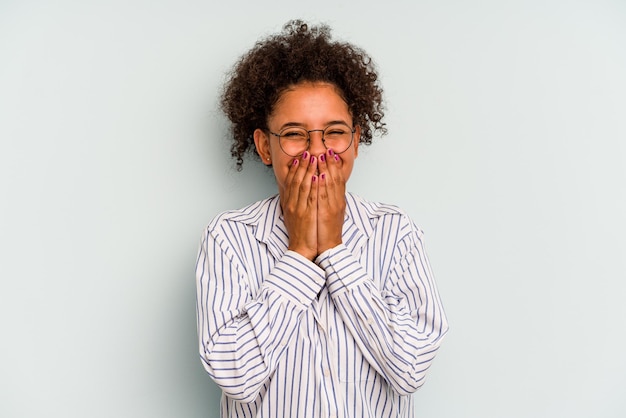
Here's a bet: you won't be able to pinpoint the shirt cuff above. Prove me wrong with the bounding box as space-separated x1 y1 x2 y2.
263 250 326 309
316 244 368 297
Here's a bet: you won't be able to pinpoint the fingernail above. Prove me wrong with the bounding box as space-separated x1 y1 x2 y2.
320 153 326 162
321 173 326 180
293 159 298 166
334 155 340 162
312 175 317 182
328 149 335 156
302 151 309 160
310 155 316 164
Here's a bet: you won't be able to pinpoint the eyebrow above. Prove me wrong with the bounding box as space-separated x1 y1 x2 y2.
278 120 350 130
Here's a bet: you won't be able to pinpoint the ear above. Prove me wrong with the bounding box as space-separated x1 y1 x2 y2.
253 128 272 165
352 125 361 158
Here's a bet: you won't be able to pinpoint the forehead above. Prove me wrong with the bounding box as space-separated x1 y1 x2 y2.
270 82 350 121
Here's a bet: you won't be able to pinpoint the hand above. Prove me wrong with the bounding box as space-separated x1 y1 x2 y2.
280 151 319 260
316 149 346 254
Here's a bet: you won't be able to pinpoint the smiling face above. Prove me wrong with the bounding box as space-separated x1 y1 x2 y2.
253 81 360 193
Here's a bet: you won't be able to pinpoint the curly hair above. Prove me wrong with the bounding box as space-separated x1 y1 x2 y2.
220 20 387 170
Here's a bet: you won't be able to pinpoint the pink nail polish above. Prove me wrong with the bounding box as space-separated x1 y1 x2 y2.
312 175 317 182
328 149 335 156
310 155 316 164
293 159 298 166
302 151 309 160
321 173 326 180
334 155 340 162
320 154 326 162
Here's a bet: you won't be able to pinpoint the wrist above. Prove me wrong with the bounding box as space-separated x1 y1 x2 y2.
317 239 342 255
288 245 318 261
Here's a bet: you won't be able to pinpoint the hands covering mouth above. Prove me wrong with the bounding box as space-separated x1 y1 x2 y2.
279 149 346 261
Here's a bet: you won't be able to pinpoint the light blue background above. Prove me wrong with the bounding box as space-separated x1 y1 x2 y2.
1 1 625 417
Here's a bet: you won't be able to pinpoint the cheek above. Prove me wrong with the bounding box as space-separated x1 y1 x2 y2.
340 154 357 181
271 160 291 190
342 162 354 180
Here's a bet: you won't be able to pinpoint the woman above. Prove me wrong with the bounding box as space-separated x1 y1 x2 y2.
196 20 448 418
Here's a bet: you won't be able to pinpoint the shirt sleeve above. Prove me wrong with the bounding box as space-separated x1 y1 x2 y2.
196 225 325 403
316 218 449 396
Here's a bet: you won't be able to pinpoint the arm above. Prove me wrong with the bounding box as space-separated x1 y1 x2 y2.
317 219 448 395
196 226 325 403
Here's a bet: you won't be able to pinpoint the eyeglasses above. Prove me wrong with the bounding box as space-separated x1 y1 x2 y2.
268 123 356 157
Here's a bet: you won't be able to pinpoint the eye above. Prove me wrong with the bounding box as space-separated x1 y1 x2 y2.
324 125 350 138
281 128 307 139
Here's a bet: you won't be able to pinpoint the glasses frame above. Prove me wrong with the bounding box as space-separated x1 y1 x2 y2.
268 123 357 157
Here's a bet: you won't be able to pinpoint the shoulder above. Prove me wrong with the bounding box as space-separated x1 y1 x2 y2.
205 195 280 235
346 192 419 224
346 192 425 239
346 192 406 217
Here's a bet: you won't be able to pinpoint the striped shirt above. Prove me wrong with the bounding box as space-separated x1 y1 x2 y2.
196 193 448 418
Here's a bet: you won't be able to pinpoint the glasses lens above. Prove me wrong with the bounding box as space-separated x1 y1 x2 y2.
279 127 309 157
323 124 354 154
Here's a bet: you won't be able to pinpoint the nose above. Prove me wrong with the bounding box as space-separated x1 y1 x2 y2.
308 129 326 156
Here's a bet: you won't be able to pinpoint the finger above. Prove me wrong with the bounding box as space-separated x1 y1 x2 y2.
316 169 343 253
309 173 319 210
280 157 302 213
317 151 329 176
282 157 300 195
318 171 329 208
292 151 314 186
286 151 312 205
324 150 345 206
297 154 317 210
325 149 343 181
